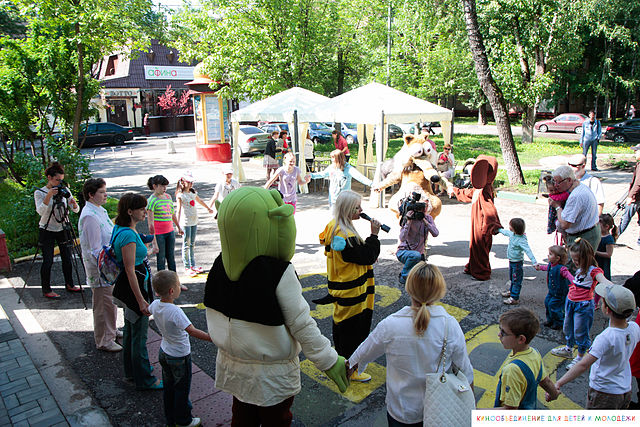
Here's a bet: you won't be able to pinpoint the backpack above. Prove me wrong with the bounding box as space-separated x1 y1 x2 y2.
97 228 127 286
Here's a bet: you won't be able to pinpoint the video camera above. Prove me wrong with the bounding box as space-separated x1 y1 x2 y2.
398 191 427 227
52 183 71 203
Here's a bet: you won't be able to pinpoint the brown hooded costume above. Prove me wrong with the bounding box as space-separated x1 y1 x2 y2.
452 155 502 281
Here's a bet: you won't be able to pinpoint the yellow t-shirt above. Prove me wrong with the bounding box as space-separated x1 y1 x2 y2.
498 347 545 408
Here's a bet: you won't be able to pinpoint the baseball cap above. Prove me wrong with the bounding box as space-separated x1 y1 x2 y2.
223 166 233 174
568 154 586 167
595 283 636 316
631 143 640 151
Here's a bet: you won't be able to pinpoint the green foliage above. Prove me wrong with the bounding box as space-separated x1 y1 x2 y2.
0 139 90 259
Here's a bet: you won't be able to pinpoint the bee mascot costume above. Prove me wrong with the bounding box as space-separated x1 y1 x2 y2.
204 187 348 424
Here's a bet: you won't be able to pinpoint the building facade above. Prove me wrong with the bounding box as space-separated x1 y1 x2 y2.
93 40 195 132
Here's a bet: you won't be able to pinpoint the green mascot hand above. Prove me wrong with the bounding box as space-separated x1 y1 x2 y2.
324 356 349 393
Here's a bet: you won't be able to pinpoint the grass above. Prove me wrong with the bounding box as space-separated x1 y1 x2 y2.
494 169 542 194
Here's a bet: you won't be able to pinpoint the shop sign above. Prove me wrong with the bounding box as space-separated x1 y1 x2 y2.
102 89 138 97
144 65 195 80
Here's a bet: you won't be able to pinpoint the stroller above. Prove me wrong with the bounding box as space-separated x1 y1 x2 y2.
610 191 629 219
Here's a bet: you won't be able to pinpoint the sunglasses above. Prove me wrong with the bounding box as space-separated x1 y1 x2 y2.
498 327 515 337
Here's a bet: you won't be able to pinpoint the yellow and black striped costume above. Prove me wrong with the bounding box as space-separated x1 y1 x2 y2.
319 219 380 358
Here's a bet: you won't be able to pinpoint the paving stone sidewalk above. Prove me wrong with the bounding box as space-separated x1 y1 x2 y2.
0 304 67 427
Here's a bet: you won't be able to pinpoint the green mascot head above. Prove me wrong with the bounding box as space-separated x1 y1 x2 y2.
215 186 296 280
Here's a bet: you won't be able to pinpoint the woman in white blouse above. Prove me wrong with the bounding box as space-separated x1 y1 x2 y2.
79 178 121 352
348 262 474 426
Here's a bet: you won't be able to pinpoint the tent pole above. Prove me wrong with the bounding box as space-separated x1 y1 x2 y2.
293 109 299 163
372 111 385 208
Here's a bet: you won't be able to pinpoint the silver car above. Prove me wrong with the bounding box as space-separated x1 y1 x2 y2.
238 125 270 155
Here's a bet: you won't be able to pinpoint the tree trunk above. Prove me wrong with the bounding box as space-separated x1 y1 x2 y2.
521 104 535 144
72 21 84 146
478 103 488 125
336 50 345 95
461 0 524 184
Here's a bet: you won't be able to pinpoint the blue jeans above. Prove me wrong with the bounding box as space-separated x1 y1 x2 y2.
182 225 197 269
564 299 595 355
396 249 423 284
619 202 640 238
582 139 598 169
156 231 176 271
122 315 156 389
545 294 565 328
509 261 524 300
159 349 193 426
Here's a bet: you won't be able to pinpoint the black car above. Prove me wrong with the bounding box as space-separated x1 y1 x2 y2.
78 122 134 146
604 119 640 143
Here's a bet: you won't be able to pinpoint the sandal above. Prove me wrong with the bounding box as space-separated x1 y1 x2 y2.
43 292 60 299
65 284 81 292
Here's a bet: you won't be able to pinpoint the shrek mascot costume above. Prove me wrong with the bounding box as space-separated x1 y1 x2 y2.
204 187 348 426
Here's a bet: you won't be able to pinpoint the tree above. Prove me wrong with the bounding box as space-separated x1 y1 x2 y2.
16 0 165 144
157 85 191 131
462 0 524 184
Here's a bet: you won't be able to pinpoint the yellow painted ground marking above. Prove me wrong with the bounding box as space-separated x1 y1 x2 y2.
539 352 582 409
436 302 470 322
299 272 327 280
300 359 386 403
195 303 206 310
376 285 402 308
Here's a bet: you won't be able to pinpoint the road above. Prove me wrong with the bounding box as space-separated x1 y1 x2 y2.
2 133 639 426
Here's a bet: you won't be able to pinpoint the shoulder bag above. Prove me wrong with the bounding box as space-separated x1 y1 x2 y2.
423 319 475 427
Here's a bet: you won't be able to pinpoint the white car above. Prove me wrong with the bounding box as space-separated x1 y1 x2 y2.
238 125 271 155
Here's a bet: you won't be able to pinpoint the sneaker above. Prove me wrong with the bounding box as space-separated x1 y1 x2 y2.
98 341 122 352
116 329 124 339
350 371 372 382
501 289 511 297
567 357 582 369
551 346 574 359
192 266 203 273
187 268 198 278
177 417 201 427
503 297 519 305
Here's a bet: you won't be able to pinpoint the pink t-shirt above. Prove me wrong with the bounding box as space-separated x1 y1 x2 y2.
568 265 604 302
335 135 349 155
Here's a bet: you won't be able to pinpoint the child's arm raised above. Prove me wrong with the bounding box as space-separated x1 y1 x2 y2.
186 324 212 342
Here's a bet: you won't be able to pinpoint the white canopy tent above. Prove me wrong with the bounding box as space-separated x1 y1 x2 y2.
298 82 454 206
229 87 329 188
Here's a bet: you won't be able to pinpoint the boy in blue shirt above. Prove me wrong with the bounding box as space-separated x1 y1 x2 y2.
495 218 537 305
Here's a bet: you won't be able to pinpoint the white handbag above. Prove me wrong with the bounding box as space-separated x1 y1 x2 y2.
423 321 475 427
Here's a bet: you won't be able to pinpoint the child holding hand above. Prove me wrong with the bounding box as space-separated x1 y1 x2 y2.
534 245 573 330
495 218 537 305
149 271 212 427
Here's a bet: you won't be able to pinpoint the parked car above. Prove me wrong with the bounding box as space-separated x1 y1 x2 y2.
388 124 404 139
76 122 134 146
324 123 359 143
308 122 333 144
604 119 640 143
238 125 270 155
534 113 587 134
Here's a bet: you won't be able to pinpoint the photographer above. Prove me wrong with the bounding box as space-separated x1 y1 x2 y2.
34 162 80 299
396 191 439 285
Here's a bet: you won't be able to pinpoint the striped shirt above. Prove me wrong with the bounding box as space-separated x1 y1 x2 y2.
147 194 175 235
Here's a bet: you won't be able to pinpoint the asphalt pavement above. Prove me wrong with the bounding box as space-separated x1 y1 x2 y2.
1 130 639 426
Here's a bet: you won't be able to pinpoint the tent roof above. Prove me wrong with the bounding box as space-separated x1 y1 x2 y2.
230 87 329 123
298 82 453 124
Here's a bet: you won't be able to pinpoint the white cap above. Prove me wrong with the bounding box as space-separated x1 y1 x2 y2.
223 166 233 174
181 171 195 182
568 154 586 167
595 283 636 316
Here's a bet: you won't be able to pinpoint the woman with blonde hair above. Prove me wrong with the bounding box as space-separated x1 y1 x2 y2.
348 262 474 426
317 190 381 382
307 149 372 208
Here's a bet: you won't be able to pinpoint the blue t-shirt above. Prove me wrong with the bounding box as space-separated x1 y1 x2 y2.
595 234 615 280
112 225 147 265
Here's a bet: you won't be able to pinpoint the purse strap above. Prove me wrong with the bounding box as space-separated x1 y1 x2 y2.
436 317 449 382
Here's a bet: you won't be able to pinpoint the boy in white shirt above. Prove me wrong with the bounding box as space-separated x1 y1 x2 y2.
149 271 211 427
550 283 640 409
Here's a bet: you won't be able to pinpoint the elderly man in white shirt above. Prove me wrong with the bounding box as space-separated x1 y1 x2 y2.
549 165 601 268
568 154 604 215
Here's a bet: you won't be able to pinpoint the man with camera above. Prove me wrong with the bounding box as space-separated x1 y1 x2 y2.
34 162 80 299
396 190 439 285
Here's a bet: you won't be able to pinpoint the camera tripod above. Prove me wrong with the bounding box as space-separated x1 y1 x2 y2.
18 195 87 309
